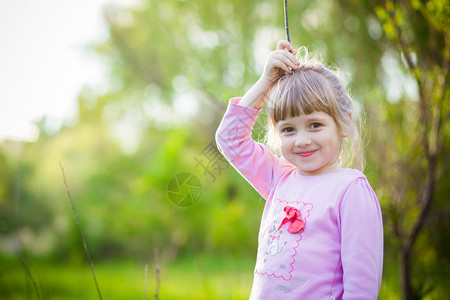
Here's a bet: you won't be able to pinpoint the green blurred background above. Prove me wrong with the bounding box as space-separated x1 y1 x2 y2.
0 0 449 299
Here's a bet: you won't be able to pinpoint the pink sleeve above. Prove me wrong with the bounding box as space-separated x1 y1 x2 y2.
339 178 384 299
215 98 282 199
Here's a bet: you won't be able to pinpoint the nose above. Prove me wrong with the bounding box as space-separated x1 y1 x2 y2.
294 133 312 147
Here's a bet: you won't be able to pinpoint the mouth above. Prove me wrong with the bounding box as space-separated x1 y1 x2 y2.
296 150 317 157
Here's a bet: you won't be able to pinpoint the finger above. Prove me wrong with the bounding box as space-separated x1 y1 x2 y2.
271 54 296 73
273 51 299 69
286 51 300 66
277 40 294 52
271 60 293 74
276 40 299 63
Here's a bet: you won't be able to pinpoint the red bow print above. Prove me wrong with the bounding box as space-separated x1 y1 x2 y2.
278 206 305 234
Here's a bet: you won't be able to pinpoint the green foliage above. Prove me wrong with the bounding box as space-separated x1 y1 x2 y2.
0 0 449 298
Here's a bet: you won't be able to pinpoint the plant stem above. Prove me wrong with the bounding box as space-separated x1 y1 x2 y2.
16 253 41 300
59 162 103 300
154 248 160 300
13 161 41 299
144 264 148 300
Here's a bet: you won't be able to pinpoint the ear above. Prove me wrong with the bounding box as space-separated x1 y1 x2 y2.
341 113 352 138
341 131 349 138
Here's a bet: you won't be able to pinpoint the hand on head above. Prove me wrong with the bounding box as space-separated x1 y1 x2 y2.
261 40 300 86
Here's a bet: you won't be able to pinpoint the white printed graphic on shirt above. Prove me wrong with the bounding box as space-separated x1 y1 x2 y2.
264 220 287 256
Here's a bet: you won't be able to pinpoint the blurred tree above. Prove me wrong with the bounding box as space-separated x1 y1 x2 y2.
368 0 449 298
1 0 449 298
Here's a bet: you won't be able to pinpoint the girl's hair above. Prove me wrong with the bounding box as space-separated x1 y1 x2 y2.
266 47 365 171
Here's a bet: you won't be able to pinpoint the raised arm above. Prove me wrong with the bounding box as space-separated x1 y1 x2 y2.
215 98 277 199
238 40 300 110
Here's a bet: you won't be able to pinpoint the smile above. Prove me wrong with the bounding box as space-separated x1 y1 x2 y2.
296 150 316 157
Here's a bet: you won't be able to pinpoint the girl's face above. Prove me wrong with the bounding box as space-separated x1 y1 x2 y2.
275 111 346 176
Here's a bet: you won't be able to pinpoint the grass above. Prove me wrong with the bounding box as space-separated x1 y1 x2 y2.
0 253 255 300
1 250 418 299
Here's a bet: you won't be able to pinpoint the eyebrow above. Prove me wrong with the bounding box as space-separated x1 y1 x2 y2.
276 116 329 126
305 117 328 123
275 120 293 128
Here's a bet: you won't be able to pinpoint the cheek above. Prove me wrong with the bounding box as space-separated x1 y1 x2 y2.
279 136 289 145
279 137 294 154
319 131 339 147
328 134 342 152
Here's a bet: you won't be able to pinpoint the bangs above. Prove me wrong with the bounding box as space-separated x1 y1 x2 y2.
268 69 336 124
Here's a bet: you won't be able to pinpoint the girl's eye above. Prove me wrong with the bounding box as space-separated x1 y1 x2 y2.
309 123 322 129
282 127 295 133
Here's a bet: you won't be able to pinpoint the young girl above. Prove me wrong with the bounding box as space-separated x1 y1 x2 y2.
216 40 383 299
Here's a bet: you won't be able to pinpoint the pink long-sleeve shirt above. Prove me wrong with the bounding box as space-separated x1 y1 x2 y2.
215 98 383 299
